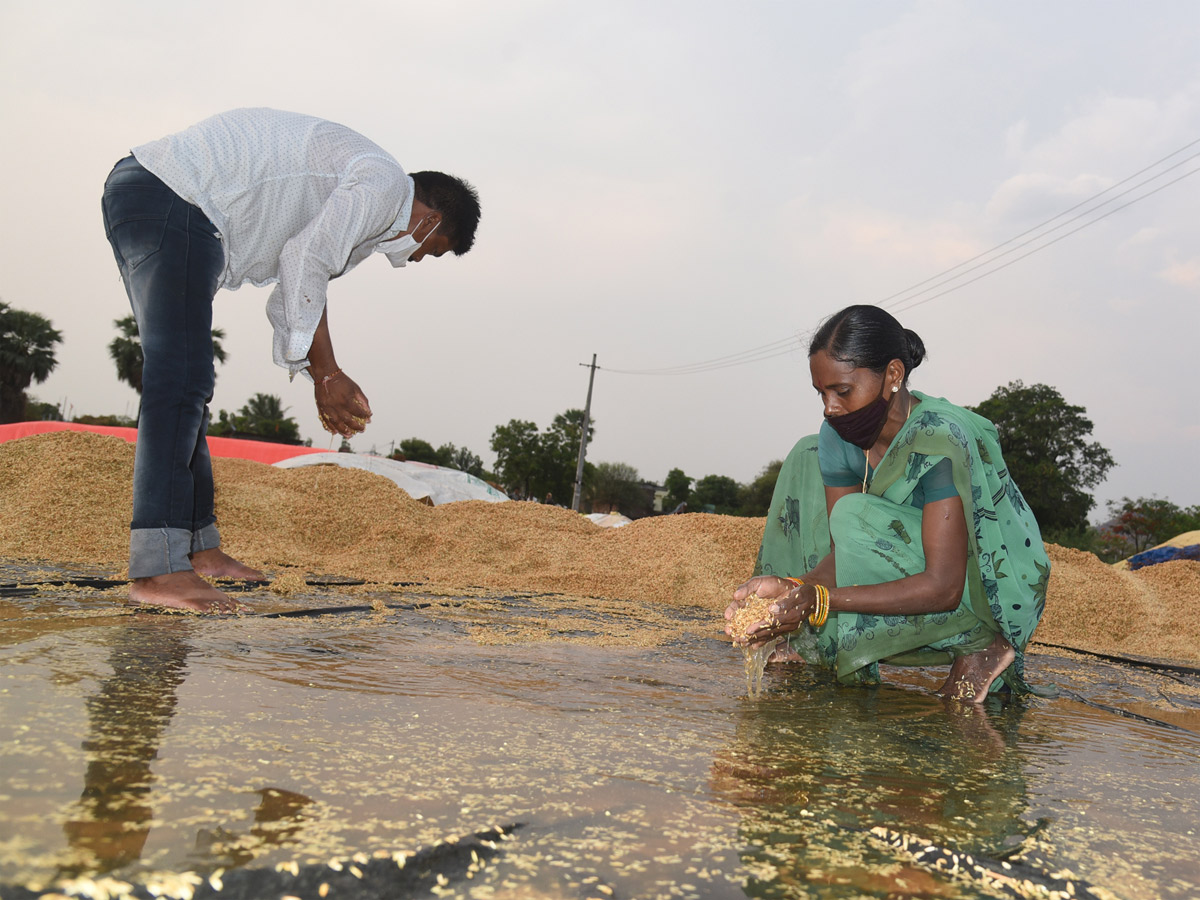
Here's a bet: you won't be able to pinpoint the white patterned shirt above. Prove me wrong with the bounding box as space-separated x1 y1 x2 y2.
132 107 415 378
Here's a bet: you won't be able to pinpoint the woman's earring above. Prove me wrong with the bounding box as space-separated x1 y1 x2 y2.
891 386 899 393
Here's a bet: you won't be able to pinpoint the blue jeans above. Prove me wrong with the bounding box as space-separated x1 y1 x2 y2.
101 156 225 578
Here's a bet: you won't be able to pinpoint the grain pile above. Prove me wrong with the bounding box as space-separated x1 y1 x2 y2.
2 431 1199 665
0 432 760 609
1036 543 1200 663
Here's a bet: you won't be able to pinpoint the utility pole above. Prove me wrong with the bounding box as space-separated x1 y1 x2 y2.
571 354 598 512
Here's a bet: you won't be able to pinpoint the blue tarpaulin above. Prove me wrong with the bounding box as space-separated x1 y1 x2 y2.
1128 544 1200 570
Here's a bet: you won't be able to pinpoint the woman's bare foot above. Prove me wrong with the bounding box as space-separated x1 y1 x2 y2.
937 634 1016 704
767 637 803 664
190 548 267 581
129 570 241 614
940 697 1007 757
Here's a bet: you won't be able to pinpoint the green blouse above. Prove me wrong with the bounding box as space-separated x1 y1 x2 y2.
817 416 957 508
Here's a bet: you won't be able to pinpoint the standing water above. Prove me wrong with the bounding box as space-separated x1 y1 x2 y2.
1 578 1198 899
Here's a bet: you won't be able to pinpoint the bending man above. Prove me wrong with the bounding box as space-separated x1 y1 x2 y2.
101 108 481 613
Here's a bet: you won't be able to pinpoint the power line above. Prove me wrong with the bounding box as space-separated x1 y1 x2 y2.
891 162 1200 315
878 137 1200 310
883 150 1200 313
604 336 801 376
604 135 1200 377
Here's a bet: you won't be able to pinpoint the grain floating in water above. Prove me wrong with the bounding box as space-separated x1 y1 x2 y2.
728 592 781 697
728 593 780 697
2 431 1200 665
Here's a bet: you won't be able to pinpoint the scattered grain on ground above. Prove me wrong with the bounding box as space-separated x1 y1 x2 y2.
2 431 1199 663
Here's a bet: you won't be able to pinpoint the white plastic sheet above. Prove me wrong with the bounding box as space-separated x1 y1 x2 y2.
273 453 508 506
585 512 633 528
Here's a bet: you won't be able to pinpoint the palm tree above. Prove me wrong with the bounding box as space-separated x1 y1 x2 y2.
236 393 300 443
108 315 228 395
108 316 144 394
0 300 63 424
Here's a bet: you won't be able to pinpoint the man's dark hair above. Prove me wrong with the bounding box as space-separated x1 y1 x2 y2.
411 171 481 255
808 304 926 380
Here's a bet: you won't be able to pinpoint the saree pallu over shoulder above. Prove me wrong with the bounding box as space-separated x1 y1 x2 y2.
875 392 1050 693
756 434 831 579
756 393 1051 695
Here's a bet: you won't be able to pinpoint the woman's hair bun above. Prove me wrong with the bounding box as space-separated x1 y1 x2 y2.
809 305 926 380
903 328 926 371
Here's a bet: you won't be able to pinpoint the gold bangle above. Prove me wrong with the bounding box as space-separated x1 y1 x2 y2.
808 584 830 628
783 576 805 589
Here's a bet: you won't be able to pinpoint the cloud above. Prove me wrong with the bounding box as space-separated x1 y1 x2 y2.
804 206 980 274
985 171 1115 222
1158 256 1200 288
987 84 1200 223
6 1 1200 509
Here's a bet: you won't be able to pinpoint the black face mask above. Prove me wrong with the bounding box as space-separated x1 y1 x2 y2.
827 389 890 449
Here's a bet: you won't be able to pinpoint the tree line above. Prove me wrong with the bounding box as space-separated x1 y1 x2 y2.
2 299 1194 559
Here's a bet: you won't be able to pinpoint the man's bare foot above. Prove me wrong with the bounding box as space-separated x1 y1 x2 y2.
129 570 241 614
936 634 1016 704
190 548 267 581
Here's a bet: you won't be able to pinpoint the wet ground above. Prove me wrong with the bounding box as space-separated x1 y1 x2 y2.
1 564 1198 900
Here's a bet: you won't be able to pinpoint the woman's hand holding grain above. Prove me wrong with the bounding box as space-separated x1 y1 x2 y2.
316 373 373 437
726 575 811 643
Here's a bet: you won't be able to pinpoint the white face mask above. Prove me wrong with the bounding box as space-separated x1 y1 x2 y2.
379 219 438 267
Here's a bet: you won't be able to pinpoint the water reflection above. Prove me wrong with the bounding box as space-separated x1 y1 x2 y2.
4 594 1196 899
711 668 1039 897
59 618 193 876
56 617 313 878
192 787 314 870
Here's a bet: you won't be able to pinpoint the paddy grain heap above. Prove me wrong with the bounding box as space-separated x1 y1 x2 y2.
2 431 1199 665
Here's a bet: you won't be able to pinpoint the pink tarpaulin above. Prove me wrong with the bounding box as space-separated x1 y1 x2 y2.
0 422 326 465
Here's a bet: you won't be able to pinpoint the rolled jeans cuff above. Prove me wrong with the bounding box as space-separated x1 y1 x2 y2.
129 527 198 578
190 522 221 554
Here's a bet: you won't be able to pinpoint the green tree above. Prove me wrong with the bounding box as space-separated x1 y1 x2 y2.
108 315 227 396
691 474 743 515
398 437 439 464
663 468 692 512
490 410 595 502
490 419 542 498
240 393 300 442
24 398 64 421
74 413 137 427
542 409 594 503
969 381 1115 534
740 460 783 517
589 462 644 515
209 393 300 443
389 439 485 476
108 316 144 394
0 301 62 424
1105 496 1200 555
438 443 486 477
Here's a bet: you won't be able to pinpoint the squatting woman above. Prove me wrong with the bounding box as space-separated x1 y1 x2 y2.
725 305 1050 701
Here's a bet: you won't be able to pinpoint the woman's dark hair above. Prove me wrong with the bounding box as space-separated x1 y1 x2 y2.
411 171 481 255
808 305 926 380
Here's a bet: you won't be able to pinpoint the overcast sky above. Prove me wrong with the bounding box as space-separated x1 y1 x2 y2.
2 0 1198 518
